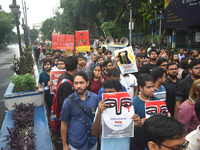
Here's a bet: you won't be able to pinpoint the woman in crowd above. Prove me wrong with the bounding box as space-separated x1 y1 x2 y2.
88 64 108 94
178 79 200 134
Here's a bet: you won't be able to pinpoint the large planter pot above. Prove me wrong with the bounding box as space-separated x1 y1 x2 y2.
0 60 53 149
3 61 43 111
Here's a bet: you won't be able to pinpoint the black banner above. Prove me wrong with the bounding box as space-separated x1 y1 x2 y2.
164 0 200 28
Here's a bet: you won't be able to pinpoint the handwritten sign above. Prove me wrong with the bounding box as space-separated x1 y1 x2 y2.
52 34 74 50
75 30 90 52
50 70 65 94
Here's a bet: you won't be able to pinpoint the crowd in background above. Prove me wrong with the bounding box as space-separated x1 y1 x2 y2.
32 38 200 150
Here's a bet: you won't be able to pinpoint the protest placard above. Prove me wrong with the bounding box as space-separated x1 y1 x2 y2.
75 30 90 52
50 70 65 94
102 92 134 138
145 100 171 118
114 46 138 75
52 34 74 50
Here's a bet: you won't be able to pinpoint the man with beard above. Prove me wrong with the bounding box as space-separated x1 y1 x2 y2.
76 55 90 77
140 49 158 74
97 46 106 60
172 54 179 66
178 48 185 60
60 72 99 150
165 62 179 117
38 59 54 113
174 59 200 119
189 49 199 61
102 60 112 77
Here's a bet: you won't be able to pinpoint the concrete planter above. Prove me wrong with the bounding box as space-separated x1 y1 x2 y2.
0 61 53 149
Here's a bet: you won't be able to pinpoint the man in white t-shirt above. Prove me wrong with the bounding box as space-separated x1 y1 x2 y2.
120 74 138 98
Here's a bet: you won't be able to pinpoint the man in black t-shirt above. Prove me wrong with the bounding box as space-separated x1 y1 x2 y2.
140 49 158 74
57 56 78 110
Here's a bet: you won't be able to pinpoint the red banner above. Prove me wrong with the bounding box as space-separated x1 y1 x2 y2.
50 70 65 94
75 30 90 52
52 34 74 50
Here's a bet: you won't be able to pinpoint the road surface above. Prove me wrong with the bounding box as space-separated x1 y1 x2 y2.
0 44 19 129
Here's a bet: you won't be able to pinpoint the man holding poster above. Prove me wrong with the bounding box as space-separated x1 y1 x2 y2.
92 79 142 150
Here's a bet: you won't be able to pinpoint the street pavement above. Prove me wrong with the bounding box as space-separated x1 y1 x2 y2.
0 44 19 129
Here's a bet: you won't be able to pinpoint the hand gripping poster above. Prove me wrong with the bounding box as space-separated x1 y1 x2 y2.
50 70 65 94
102 92 134 138
145 100 171 118
114 46 138 75
75 30 90 52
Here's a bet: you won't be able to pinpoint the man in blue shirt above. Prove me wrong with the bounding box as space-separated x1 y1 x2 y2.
38 59 54 113
132 74 159 149
150 67 166 101
60 72 99 150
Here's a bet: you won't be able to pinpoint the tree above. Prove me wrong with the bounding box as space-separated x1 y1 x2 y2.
30 29 39 42
5 31 17 44
0 11 14 44
40 18 56 41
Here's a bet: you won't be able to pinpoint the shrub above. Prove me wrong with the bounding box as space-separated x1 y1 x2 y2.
10 73 36 92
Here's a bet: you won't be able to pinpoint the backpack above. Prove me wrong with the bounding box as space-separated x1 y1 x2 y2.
50 78 73 132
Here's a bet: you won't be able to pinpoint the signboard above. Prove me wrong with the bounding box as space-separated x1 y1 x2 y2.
52 34 74 50
145 100 171 118
102 92 134 138
164 0 200 28
114 46 138 75
50 70 65 94
75 30 90 52
195 32 200 42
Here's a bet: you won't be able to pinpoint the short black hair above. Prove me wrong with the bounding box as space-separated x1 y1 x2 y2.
180 58 189 69
166 62 178 69
105 51 112 55
156 58 168 67
149 49 158 55
137 74 155 87
103 79 122 92
74 71 88 82
150 67 165 81
42 48 46 52
102 60 112 68
54 56 60 60
78 55 86 60
108 68 120 78
97 56 104 61
142 115 185 148
190 59 200 69
57 58 65 63
136 53 143 58
97 46 101 50
195 98 200 121
43 59 52 65
65 56 78 71
46 52 53 56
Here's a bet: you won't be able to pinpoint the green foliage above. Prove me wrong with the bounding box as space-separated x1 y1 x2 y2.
142 34 165 47
30 28 39 42
0 11 14 44
10 47 34 75
10 73 36 92
5 31 17 43
40 18 56 41
101 21 115 37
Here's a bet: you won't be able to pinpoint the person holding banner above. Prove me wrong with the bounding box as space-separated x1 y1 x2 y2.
92 79 142 150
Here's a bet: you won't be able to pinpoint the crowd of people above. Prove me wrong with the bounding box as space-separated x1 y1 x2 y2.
33 41 200 150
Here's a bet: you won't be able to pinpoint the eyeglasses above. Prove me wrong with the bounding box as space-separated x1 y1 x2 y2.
168 68 178 71
193 67 200 70
57 63 65 65
160 140 189 150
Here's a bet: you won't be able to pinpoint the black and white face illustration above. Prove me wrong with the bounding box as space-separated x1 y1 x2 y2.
102 92 134 131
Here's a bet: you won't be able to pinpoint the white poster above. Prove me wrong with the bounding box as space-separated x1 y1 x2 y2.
114 46 138 75
102 92 134 138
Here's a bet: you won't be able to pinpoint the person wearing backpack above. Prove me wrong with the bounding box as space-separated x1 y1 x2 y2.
60 72 99 150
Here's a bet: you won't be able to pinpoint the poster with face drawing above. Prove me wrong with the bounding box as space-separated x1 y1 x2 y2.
114 46 138 75
102 92 134 138
145 100 171 118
